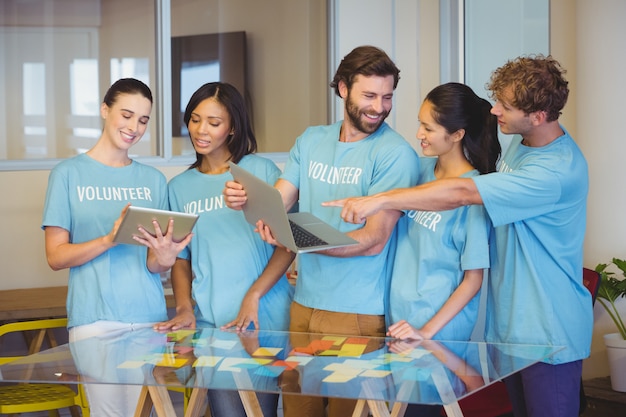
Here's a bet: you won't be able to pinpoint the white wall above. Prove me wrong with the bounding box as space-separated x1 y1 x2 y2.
571 0 626 379
329 0 436 151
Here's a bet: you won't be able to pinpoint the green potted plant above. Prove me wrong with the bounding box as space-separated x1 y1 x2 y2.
595 257 626 392
595 258 626 339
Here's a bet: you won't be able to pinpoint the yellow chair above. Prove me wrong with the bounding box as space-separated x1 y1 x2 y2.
0 318 89 416
167 386 193 414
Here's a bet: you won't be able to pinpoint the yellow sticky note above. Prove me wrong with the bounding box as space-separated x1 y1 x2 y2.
383 353 413 363
194 356 223 367
360 369 391 378
118 361 145 369
322 336 346 346
338 343 366 356
167 329 196 341
323 364 362 376
323 372 357 383
284 356 313 365
156 355 188 367
252 347 283 357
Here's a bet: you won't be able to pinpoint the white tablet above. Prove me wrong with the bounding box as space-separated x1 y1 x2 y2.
113 206 199 245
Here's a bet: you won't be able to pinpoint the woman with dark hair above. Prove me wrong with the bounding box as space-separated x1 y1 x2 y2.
154 82 294 417
387 82 500 344
364 82 499 417
42 78 190 416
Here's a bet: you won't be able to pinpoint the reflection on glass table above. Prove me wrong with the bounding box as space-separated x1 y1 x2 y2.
0 327 562 417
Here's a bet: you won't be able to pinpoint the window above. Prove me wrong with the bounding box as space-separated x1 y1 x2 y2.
0 0 327 170
0 0 549 170
457 0 549 152
0 0 159 169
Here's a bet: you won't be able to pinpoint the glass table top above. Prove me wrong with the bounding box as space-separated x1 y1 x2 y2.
0 326 562 406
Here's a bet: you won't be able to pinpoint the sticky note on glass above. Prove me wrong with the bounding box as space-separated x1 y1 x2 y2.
194 356 223 367
252 347 283 357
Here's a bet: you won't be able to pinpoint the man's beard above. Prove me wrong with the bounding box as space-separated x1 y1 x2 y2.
345 94 389 135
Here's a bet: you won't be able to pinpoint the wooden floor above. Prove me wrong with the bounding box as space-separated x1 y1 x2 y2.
581 377 626 417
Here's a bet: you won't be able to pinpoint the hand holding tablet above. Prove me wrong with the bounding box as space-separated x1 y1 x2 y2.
113 206 199 245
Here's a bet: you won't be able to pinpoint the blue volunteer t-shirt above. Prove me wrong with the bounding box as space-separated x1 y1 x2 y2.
168 154 293 330
280 121 420 315
42 153 169 328
473 127 592 364
389 157 490 341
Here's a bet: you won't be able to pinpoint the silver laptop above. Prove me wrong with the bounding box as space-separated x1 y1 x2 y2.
229 162 358 253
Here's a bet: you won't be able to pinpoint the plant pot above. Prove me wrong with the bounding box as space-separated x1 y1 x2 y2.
603 332 626 392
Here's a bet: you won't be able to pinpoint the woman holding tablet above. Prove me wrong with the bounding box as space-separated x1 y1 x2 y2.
42 78 191 416
154 82 294 417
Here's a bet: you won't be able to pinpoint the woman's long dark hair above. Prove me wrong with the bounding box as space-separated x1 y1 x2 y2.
184 82 257 169
425 82 501 174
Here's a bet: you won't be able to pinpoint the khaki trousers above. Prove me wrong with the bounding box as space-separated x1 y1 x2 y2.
281 301 385 417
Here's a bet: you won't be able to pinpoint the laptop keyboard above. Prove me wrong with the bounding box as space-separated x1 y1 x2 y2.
289 220 328 248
